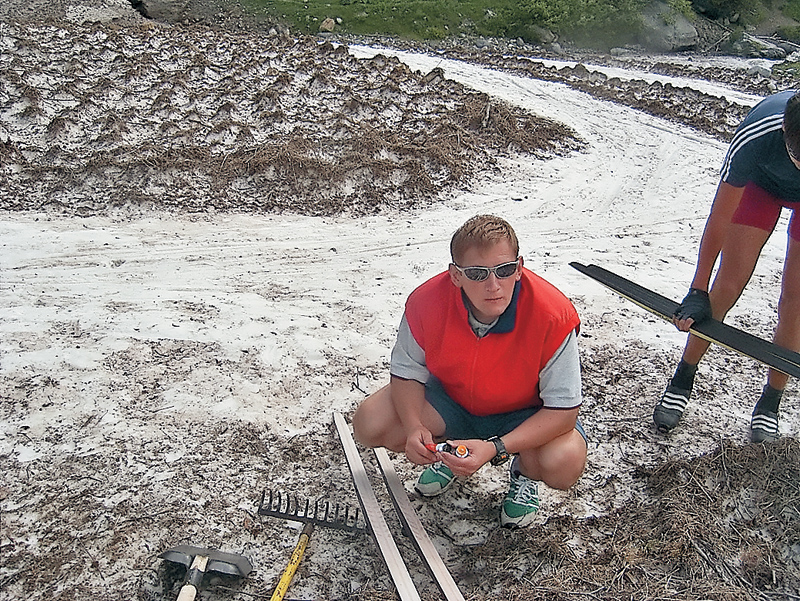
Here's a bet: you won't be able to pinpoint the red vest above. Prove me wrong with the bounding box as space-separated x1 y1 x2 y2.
404 269 580 416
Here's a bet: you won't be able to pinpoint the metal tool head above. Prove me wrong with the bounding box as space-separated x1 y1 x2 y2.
159 544 253 577
258 489 364 533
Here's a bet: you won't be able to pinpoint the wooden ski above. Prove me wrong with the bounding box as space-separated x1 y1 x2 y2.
333 412 421 601
373 447 466 601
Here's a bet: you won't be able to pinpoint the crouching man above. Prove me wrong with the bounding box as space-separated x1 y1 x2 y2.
353 214 587 528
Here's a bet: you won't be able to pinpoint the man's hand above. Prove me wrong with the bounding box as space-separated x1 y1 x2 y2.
438 439 496 477
404 427 438 465
673 288 711 331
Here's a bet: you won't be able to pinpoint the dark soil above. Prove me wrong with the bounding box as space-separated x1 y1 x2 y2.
0 20 582 217
1 9 795 218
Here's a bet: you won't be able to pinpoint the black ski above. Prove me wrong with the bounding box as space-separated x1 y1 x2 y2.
570 262 800 379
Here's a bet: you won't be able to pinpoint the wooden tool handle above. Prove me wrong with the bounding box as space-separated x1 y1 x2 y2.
176 554 209 601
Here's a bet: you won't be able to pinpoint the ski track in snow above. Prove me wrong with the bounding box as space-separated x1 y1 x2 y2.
1 47 791 436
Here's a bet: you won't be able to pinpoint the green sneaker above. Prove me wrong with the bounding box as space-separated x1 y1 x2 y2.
500 470 539 528
414 462 455 497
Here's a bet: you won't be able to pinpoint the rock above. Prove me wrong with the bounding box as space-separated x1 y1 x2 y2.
137 0 186 22
421 67 445 85
610 47 634 57
740 33 787 59
521 24 555 45
775 40 800 54
319 17 335 32
747 65 772 78
639 0 698 52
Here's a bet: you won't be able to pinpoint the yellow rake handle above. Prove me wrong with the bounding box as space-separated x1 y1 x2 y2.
270 523 314 601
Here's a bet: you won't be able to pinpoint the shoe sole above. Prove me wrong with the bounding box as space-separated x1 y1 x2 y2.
653 409 681 432
500 514 537 529
414 478 456 497
414 486 451 498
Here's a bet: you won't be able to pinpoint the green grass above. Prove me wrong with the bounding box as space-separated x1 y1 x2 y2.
774 60 800 77
258 0 509 39
248 0 648 43
784 0 800 21
246 0 799 47
776 25 800 42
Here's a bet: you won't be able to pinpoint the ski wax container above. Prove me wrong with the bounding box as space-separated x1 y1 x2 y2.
435 442 469 458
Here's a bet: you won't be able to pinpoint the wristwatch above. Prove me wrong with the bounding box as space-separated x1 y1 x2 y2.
486 436 509 466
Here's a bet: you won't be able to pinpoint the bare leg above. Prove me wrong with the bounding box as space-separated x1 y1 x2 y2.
682 223 773 364
690 182 745 290
516 429 587 490
352 385 407 451
768 235 800 390
352 383 446 452
658 223 777 432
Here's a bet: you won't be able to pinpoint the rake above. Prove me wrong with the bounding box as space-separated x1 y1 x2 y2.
257 489 365 533
258 490 365 601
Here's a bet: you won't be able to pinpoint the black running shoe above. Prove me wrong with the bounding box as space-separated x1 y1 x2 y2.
751 410 779 443
653 384 690 432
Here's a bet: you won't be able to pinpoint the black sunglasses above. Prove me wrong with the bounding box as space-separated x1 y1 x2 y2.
452 259 520 282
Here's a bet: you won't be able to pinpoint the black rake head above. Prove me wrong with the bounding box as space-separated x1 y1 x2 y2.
257 489 365 533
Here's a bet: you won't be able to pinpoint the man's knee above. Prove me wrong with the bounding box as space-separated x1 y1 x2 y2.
352 386 402 449
352 400 381 447
520 431 586 490
709 279 746 319
548 449 586 489
778 290 800 322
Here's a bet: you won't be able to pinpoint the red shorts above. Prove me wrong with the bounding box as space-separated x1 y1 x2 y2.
732 182 800 241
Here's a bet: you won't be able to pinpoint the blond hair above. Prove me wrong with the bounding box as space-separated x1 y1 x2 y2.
450 215 519 264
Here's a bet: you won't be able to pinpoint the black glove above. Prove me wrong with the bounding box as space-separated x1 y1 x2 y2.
673 288 711 324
